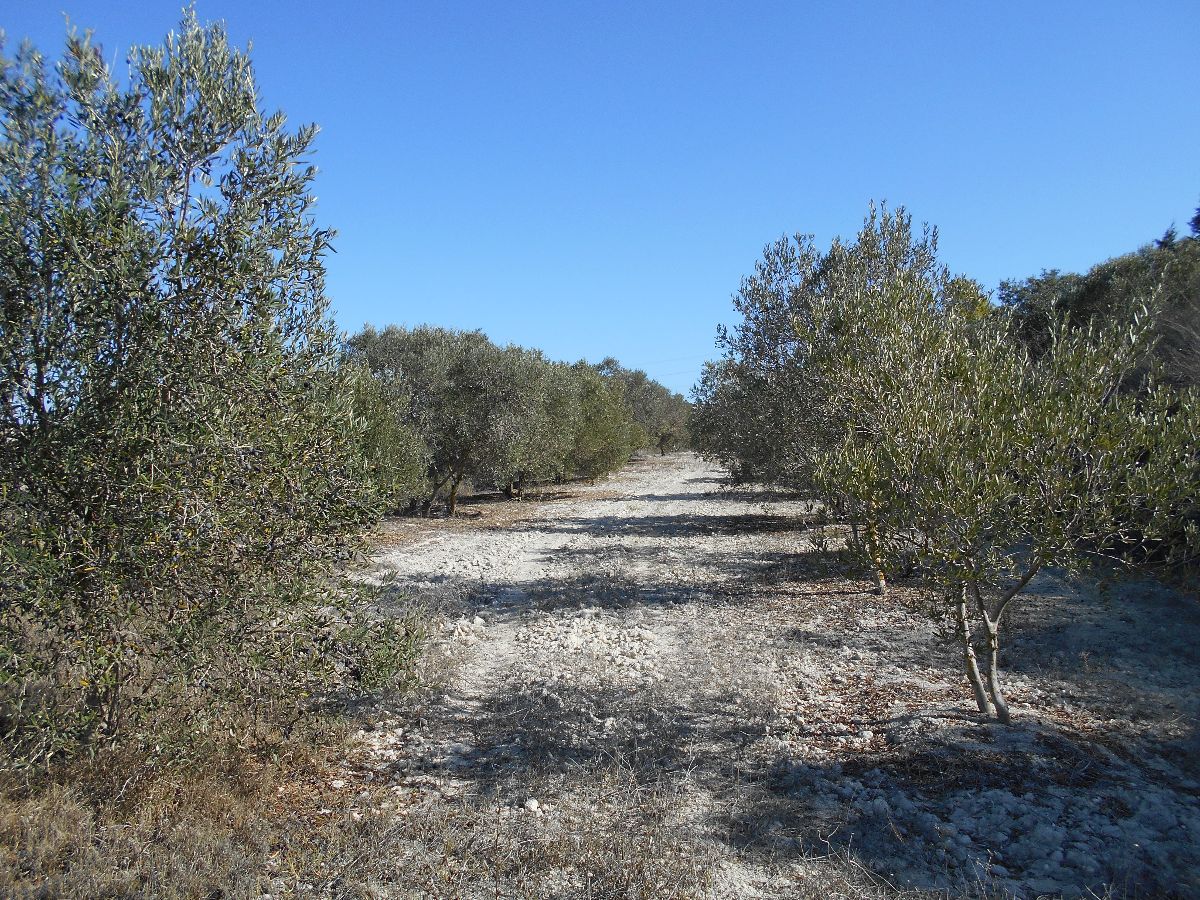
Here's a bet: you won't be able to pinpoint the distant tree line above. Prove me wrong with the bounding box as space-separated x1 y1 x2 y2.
346 326 691 515
595 357 692 457
997 204 1200 568
1000 208 1200 390
692 203 1199 723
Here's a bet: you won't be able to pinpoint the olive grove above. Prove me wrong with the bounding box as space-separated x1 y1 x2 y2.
0 16 690 762
694 204 1200 722
346 325 670 514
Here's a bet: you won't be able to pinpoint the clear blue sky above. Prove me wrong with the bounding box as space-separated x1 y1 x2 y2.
6 2 1198 395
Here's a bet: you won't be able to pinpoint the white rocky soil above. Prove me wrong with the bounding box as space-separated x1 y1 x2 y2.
347 454 1200 899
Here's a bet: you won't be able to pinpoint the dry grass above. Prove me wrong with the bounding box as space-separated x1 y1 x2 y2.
303 768 714 899
0 757 701 898
0 739 1029 899
1 747 300 898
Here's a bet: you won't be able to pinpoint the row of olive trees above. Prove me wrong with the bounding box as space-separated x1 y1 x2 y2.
694 205 1199 723
691 233 841 489
346 325 674 515
0 17 409 762
595 358 693 456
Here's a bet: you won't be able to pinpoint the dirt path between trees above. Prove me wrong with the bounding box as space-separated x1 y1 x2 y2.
346 454 1200 899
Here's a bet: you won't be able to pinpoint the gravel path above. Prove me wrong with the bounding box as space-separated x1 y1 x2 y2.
349 454 1200 899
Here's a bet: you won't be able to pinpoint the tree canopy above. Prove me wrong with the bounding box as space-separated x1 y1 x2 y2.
346 325 676 514
694 203 1200 723
0 14 382 757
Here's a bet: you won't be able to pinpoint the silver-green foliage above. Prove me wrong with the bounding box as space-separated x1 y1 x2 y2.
691 234 842 487
571 363 638 480
348 325 489 512
348 326 640 513
819 209 1198 722
0 16 384 759
705 204 1200 722
1001 231 1200 389
347 362 430 509
472 348 582 496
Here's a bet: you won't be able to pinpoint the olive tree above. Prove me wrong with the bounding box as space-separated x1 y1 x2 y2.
999 229 1200 574
348 325 498 514
0 16 380 756
806 211 1200 723
810 208 982 594
502 356 582 495
703 204 1198 722
597 359 692 455
347 361 429 509
570 363 637 480
471 347 581 497
695 212 953 589
693 231 881 493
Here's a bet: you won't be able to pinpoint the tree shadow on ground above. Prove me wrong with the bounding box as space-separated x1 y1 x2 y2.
598 492 727 503
540 538 839 572
384 662 1189 897
511 512 822 538
373 572 710 621
1000 586 1200 682
597 490 816 505
375 542 866 624
733 720 1187 896
396 672 781 810
453 487 592 507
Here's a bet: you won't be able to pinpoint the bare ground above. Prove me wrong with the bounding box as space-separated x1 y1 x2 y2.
335 453 1200 899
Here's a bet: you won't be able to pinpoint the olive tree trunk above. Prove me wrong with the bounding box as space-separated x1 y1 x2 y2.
865 513 887 596
447 469 465 516
968 564 1044 725
983 615 1011 724
423 473 452 516
954 583 994 717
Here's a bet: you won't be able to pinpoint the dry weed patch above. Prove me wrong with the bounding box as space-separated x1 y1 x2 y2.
1 747 301 898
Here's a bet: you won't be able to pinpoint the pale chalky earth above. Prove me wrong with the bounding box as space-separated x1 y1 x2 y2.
344 454 1200 898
